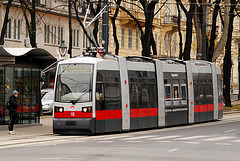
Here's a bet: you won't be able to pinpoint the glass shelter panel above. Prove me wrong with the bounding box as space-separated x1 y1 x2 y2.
0 67 40 125
0 67 4 124
4 67 14 124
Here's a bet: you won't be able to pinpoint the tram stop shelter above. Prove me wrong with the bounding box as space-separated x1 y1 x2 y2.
0 47 56 125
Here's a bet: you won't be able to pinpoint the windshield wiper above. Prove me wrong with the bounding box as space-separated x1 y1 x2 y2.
70 88 89 105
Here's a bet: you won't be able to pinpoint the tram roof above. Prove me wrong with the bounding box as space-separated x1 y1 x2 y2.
58 56 106 65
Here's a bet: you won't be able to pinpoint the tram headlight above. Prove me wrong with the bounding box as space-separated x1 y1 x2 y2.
82 106 92 113
55 106 64 113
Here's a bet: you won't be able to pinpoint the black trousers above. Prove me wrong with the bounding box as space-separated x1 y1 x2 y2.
8 112 17 131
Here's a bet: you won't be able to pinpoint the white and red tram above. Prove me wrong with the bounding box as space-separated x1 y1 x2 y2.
53 55 223 134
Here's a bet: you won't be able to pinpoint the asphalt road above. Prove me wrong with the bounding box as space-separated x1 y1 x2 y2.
0 114 240 161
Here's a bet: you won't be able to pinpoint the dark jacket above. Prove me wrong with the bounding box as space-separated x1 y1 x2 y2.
9 95 19 113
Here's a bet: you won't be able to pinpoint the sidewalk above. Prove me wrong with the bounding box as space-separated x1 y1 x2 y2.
0 116 53 142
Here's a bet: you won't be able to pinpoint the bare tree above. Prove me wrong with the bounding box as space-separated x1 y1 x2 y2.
72 0 98 48
212 0 231 61
20 0 37 48
0 0 14 45
223 0 239 107
112 0 122 55
176 0 196 60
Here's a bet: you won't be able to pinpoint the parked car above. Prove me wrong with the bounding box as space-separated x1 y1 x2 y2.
41 88 54 114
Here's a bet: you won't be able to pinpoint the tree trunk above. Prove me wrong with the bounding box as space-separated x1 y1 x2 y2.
183 0 196 60
140 1 157 57
176 2 183 59
150 31 157 55
68 0 72 58
176 0 196 60
193 4 202 57
72 1 97 48
223 0 236 107
212 0 230 61
30 0 37 48
112 0 121 55
208 0 220 61
0 0 13 45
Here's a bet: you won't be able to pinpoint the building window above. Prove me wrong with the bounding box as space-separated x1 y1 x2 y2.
13 19 21 40
44 24 50 43
130 0 134 10
45 25 63 45
136 30 139 50
154 33 158 51
51 26 54 44
5 19 12 39
77 30 79 47
54 26 57 44
72 29 80 48
174 33 177 53
128 29 132 49
123 0 126 8
121 28 125 48
165 0 170 23
57 26 64 45
155 4 159 18
164 32 171 55
138 1 141 12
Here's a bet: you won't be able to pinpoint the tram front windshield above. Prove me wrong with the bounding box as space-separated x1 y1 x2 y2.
55 64 93 103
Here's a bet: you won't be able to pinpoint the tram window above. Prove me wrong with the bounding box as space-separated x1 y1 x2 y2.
129 71 157 109
199 84 205 104
205 84 213 104
193 80 198 105
173 86 179 98
181 85 186 100
96 70 121 110
165 85 171 99
218 77 223 103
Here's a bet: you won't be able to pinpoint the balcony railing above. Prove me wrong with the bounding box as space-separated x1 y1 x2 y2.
163 15 178 25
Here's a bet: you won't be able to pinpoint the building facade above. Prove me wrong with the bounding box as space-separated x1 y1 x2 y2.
0 0 239 98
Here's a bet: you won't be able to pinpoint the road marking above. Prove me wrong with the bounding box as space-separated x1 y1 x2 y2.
98 135 130 140
98 141 114 143
215 143 231 146
155 141 171 143
202 136 235 141
126 141 142 143
224 129 236 133
184 142 200 144
176 135 208 140
121 135 158 140
231 140 240 143
168 148 179 152
40 158 79 160
148 135 183 140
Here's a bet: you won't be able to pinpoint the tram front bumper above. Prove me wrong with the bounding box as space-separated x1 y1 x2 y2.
53 118 95 134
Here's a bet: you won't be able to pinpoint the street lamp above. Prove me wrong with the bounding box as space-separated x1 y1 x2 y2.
59 40 67 57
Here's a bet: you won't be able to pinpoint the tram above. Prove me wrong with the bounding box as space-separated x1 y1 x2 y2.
53 55 223 134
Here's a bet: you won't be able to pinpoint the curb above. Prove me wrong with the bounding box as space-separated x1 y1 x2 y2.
223 111 240 115
0 123 42 131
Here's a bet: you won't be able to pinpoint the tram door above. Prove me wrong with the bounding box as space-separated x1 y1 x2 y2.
95 70 122 133
164 73 188 126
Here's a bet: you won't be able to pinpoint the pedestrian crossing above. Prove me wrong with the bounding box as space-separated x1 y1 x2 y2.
1 132 240 150
90 134 240 145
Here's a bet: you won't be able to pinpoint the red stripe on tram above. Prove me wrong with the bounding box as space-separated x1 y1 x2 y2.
194 104 214 113
95 110 122 120
130 108 158 118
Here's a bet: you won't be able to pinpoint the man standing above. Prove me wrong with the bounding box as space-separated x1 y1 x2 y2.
8 90 19 135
